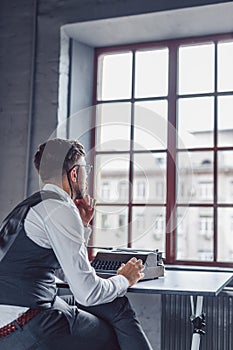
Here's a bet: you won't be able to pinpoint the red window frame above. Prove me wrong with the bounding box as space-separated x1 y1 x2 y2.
91 33 233 268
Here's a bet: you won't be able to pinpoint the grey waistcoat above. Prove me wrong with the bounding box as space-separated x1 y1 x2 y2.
0 191 64 309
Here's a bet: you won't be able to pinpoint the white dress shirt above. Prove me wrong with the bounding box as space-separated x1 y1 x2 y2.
0 184 129 327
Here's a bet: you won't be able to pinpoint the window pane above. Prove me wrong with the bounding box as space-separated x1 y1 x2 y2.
217 95 233 147
178 43 214 94
218 208 233 262
218 151 233 203
98 52 132 100
95 154 129 203
133 153 166 203
178 97 214 148
134 101 167 150
217 41 233 92
131 206 165 252
177 207 213 261
94 206 128 248
135 48 168 98
95 103 131 151
177 151 213 204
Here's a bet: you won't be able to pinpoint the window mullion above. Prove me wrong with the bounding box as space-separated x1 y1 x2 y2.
166 43 178 263
127 50 136 247
213 40 218 262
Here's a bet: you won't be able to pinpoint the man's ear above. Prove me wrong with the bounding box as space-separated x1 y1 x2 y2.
69 167 78 182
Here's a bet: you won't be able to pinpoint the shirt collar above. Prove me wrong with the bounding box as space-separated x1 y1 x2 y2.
42 183 72 204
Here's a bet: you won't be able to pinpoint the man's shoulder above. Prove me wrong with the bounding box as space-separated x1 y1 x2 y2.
35 193 79 222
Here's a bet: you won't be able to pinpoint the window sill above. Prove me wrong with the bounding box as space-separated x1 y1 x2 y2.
166 264 233 273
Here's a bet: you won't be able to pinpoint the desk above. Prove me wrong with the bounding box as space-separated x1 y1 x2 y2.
128 270 233 350
56 270 233 350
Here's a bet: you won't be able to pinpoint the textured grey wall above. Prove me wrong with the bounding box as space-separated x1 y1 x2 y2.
0 0 35 219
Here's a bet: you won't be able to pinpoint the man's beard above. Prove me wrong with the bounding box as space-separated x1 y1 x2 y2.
75 190 83 200
74 185 84 200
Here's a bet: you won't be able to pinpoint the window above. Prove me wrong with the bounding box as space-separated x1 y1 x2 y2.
199 215 213 239
118 214 126 230
153 215 164 240
101 214 109 229
136 181 146 200
101 182 110 200
93 33 233 267
155 182 164 199
118 181 128 200
197 250 213 261
135 213 145 231
199 182 213 200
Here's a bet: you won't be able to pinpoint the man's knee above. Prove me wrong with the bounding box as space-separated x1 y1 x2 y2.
78 296 136 323
110 296 137 321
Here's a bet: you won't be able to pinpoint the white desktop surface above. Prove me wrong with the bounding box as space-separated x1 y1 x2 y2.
128 270 233 296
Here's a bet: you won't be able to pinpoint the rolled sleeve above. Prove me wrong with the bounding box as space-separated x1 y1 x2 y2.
44 200 129 306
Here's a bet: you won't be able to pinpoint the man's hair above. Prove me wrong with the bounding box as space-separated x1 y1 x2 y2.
34 138 86 182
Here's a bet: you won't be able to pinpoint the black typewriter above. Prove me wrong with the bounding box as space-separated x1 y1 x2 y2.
91 248 165 280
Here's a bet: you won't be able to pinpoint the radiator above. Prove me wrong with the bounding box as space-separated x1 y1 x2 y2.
161 292 233 350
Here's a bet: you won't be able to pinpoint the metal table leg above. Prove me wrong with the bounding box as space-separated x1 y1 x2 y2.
190 296 206 350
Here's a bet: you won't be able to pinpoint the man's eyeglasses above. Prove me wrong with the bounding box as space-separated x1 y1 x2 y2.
68 164 93 176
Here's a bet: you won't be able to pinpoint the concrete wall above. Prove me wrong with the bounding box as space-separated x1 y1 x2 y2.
68 40 95 157
0 0 35 218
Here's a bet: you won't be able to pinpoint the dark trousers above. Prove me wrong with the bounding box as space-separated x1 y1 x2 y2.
0 295 153 350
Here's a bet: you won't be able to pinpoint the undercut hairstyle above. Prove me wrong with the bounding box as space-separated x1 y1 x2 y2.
34 138 86 182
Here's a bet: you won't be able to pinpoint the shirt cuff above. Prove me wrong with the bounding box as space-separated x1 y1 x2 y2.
83 225 92 243
110 274 129 296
